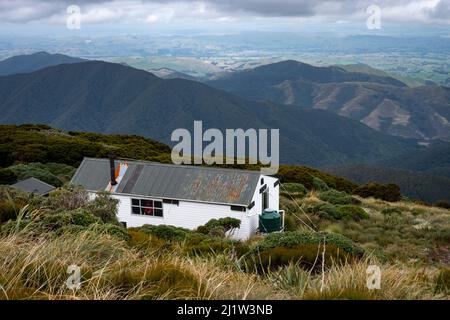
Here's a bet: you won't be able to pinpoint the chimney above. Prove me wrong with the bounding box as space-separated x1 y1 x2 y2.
108 152 117 186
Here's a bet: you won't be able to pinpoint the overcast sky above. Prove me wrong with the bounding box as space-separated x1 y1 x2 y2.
0 0 448 32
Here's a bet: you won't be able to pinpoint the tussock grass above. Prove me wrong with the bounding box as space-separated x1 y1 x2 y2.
0 232 446 300
0 187 448 300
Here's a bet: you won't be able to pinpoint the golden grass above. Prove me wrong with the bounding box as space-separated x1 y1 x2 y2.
0 231 446 300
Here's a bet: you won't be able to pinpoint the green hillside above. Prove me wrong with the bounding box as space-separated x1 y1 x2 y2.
0 60 419 166
0 124 448 300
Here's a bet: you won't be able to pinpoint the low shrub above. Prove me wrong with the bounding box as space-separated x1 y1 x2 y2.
204 217 241 233
42 186 89 211
247 231 363 272
248 243 357 272
39 212 74 231
312 177 329 192
280 183 308 198
277 166 357 193
311 203 367 221
353 183 401 202
319 189 360 205
7 163 63 187
84 191 119 224
0 168 17 185
0 199 22 223
255 231 362 254
337 205 369 221
127 229 168 249
197 217 241 237
94 223 131 242
71 208 102 226
38 209 100 232
208 226 226 238
0 219 32 235
434 201 450 210
196 225 210 234
311 204 342 220
138 224 191 242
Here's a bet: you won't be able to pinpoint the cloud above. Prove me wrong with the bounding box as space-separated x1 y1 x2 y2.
428 0 450 20
0 0 448 25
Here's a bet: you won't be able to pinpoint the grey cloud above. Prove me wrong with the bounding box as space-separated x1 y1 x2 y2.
429 0 450 20
0 0 447 23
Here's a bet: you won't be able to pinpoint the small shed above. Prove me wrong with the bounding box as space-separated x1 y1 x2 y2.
11 177 56 196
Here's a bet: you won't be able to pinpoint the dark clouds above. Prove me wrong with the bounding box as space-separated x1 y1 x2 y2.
0 0 448 24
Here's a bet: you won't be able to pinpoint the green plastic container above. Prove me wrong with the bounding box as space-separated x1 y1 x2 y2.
259 209 282 233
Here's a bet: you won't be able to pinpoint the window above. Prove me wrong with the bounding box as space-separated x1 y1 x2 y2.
231 205 246 212
163 199 179 206
131 198 163 217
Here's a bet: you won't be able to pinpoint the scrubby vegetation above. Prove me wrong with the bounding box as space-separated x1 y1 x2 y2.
0 125 448 300
0 184 448 300
0 124 172 169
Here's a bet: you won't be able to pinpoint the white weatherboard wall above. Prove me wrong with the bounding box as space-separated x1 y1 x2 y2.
88 174 279 240
247 175 280 235
111 194 253 240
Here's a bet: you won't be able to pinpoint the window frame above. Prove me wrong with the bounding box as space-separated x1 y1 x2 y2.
131 198 164 218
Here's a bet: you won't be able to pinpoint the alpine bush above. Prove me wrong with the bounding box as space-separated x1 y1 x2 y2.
319 189 360 205
0 168 17 185
353 183 401 202
85 191 119 223
337 205 369 221
280 183 308 198
312 177 329 191
199 217 241 237
247 231 362 272
138 224 191 242
254 231 362 255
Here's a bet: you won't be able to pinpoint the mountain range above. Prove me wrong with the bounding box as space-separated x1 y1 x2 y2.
206 60 450 142
0 52 85 76
0 59 419 167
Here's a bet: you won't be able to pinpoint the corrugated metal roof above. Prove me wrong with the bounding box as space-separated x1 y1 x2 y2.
11 177 56 196
71 158 261 206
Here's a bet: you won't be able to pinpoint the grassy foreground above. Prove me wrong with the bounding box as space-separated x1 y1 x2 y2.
0 184 448 300
0 232 445 300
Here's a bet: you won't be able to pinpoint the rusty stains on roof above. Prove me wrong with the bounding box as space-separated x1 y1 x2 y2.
71 157 260 206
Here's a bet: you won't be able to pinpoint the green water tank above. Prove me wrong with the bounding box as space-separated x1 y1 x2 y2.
259 209 282 233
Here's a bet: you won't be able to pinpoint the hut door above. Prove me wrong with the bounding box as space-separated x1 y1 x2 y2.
262 191 269 211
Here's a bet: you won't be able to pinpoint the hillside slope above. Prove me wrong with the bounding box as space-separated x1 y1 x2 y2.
0 61 418 166
0 52 85 76
207 60 450 141
377 142 450 178
322 164 450 203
